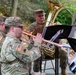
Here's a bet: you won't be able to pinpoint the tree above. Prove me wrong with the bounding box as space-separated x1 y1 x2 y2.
11 0 18 16
0 0 76 25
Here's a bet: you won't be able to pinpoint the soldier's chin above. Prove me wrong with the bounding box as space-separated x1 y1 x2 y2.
41 21 45 24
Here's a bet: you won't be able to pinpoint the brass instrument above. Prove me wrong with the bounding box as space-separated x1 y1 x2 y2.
22 31 62 47
22 31 61 57
45 0 72 26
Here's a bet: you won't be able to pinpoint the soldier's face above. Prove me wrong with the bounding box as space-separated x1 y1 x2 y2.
35 13 45 24
0 23 6 33
14 26 23 38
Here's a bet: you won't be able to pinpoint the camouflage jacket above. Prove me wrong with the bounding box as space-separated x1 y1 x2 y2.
0 30 6 50
1 33 41 75
28 21 45 35
0 30 6 66
28 22 56 57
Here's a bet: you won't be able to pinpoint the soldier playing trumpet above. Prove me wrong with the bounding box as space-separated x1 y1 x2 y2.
0 16 43 75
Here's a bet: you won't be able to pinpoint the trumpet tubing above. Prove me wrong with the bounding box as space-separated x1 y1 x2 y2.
22 31 62 47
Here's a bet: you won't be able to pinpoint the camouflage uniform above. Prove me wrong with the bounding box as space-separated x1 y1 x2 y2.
0 30 6 75
0 30 6 57
0 16 6 75
28 21 68 72
28 22 45 72
1 17 41 75
29 22 45 35
0 16 6 50
0 16 6 55
0 30 6 54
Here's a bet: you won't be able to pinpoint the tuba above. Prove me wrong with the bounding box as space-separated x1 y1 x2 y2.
45 0 72 26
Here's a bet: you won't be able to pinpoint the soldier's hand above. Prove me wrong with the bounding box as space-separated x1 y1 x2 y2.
33 33 42 43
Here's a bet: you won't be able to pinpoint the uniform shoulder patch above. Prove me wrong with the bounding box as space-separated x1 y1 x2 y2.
16 44 23 52
16 44 30 55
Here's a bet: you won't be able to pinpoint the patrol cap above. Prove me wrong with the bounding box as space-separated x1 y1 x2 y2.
34 9 45 15
0 16 7 25
5 17 24 27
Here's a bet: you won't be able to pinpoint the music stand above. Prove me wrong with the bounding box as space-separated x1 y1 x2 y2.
42 25 71 75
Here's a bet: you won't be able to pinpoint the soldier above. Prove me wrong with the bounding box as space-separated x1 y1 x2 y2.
0 16 6 49
28 9 68 75
1 16 43 75
0 16 7 75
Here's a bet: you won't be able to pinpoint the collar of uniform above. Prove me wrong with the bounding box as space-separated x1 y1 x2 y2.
6 33 20 42
35 22 45 26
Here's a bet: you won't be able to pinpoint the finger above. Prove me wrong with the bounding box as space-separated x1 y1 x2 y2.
37 33 40 36
37 33 42 37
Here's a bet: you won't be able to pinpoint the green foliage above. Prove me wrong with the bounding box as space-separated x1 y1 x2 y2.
17 0 48 25
55 9 72 25
0 0 13 16
54 0 76 25
0 0 76 26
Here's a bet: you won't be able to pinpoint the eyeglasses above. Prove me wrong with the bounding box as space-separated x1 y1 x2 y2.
15 26 23 29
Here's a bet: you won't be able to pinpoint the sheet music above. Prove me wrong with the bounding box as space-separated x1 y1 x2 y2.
46 29 63 47
68 26 76 39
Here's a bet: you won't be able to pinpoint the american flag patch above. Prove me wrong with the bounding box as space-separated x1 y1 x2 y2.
16 44 23 52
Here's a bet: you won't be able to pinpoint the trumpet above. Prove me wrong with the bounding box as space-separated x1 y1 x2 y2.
22 31 62 47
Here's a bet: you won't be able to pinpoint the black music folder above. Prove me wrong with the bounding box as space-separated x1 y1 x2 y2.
42 25 76 52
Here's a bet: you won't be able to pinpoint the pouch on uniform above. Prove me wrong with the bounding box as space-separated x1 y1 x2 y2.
16 43 30 55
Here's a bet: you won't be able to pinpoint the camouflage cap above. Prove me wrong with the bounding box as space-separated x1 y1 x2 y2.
5 17 24 27
34 9 45 15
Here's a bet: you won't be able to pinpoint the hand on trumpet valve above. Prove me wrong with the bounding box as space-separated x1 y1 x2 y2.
33 33 43 43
